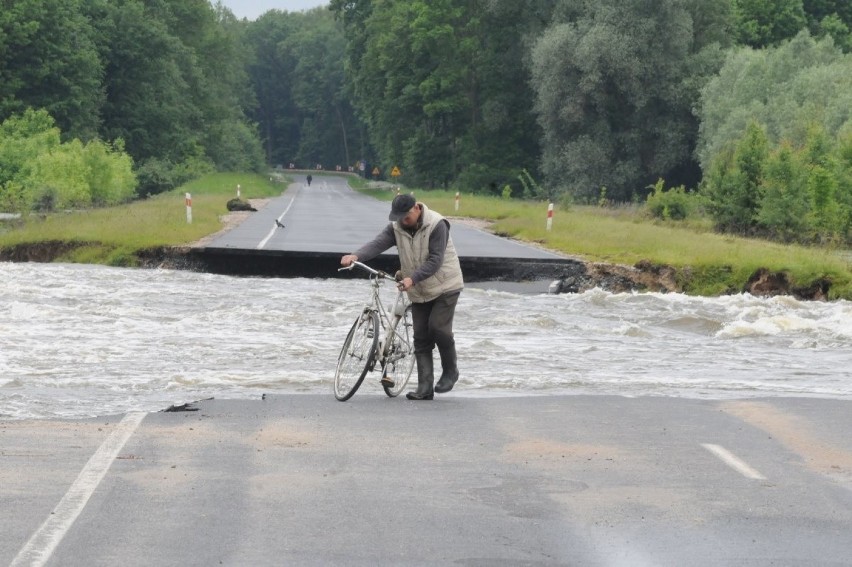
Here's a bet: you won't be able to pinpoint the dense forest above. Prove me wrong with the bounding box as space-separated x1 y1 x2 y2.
1 0 850 244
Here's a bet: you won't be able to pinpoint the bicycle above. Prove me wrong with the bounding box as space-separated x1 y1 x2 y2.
334 261 415 401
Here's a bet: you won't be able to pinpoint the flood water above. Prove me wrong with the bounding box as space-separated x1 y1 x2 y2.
2 262 850 419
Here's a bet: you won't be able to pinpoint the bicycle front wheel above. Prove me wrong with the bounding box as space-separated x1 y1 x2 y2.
334 311 379 401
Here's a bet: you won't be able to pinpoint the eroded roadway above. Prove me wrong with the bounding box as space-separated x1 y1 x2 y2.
189 174 581 289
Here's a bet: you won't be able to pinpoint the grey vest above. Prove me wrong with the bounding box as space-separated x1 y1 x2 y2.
392 204 464 303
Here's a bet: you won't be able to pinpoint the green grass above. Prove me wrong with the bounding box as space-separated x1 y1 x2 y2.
0 172 286 265
398 189 852 299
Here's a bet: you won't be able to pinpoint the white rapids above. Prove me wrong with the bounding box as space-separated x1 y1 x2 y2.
1 262 850 419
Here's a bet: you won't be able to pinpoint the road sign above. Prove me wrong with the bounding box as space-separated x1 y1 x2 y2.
372 167 381 176
390 166 401 177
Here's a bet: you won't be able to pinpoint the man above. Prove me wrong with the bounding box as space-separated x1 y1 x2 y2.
340 194 464 400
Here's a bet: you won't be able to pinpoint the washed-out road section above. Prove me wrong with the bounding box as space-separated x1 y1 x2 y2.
187 174 582 291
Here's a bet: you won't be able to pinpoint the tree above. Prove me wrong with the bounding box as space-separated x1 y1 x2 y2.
0 109 62 211
804 0 852 25
332 0 555 190
836 130 852 239
348 0 464 186
0 109 136 211
0 0 104 140
530 0 731 202
0 109 61 186
88 0 263 194
243 11 302 167
153 0 262 172
286 9 361 168
821 15 852 51
804 0 852 49
704 120 769 233
732 0 808 47
696 31 852 172
453 0 555 194
95 1 205 165
756 142 810 240
82 139 136 206
806 163 843 239
802 125 844 239
28 139 92 210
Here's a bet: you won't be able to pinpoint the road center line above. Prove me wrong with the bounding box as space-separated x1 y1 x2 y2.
701 443 766 480
11 412 147 567
257 197 295 249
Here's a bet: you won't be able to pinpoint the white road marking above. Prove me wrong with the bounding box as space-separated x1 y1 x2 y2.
701 443 766 480
257 197 295 249
11 412 147 567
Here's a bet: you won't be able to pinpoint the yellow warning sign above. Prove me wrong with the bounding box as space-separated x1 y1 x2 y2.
390 166 402 177
372 167 381 176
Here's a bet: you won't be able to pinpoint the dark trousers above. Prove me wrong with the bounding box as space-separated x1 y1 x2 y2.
411 291 460 355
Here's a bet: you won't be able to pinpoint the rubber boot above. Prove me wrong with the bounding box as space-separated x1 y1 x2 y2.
406 353 434 400
434 343 459 394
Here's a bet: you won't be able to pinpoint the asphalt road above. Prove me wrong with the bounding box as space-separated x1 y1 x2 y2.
2 395 851 566
207 174 564 259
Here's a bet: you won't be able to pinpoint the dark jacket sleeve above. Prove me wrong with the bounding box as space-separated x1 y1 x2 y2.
353 224 396 262
411 220 448 284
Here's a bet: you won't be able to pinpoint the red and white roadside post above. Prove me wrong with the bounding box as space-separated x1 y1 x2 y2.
455 191 460 212
185 193 192 224
546 202 554 231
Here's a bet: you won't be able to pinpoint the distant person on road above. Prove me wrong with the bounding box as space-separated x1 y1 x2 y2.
340 194 464 400
306 174 312 186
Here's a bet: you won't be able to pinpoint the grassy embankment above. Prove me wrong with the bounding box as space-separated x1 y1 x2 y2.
357 182 852 300
1 171 850 299
0 173 284 266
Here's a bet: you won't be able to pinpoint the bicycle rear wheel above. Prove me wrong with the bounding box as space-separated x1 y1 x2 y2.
334 311 379 401
382 305 415 397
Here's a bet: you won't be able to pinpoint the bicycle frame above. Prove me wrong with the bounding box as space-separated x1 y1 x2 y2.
339 261 413 378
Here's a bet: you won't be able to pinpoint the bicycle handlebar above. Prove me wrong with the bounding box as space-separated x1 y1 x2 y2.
338 260 400 282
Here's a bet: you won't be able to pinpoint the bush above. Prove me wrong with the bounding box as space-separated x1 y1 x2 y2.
705 121 852 244
204 120 266 173
0 181 29 213
455 163 508 196
135 158 176 198
645 179 701 220
696 31 852 171
756 143 809 241
29 140 91 210
518 169 547 200
1 110 137 211
84 140 136 206
135 153 214 198
703 121 769 233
